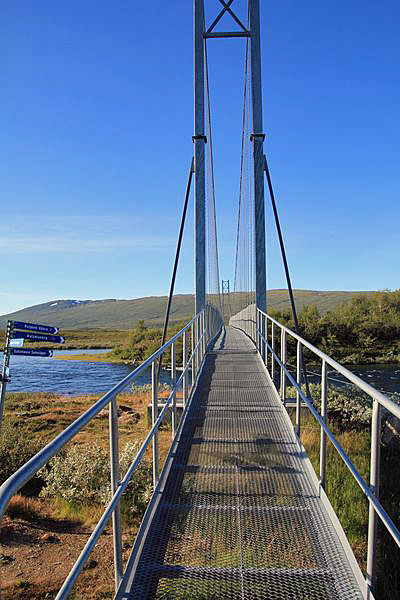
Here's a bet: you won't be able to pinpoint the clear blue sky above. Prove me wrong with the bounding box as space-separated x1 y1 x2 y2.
1 1 399 314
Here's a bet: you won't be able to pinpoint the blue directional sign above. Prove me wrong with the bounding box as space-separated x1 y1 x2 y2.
11 331 65 344
10 348 53 357
12 321 59 335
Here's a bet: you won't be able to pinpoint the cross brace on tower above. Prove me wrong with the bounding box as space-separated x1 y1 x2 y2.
194 0 266 314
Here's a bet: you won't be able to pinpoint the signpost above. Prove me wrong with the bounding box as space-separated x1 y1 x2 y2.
10 348 54 358
0 320 64 429
12 331 65 344
11 321 59 335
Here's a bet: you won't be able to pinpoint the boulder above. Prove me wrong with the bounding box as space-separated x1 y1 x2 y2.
383 414 400 448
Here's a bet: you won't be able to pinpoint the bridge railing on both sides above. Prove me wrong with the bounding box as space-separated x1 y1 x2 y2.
230 304 400 597
0 304 223 599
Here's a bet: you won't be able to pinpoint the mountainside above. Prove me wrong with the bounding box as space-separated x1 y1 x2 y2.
0 290 372 330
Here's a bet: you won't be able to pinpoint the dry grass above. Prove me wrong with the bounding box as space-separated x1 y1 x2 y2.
296 410 370 571
5 495 42 521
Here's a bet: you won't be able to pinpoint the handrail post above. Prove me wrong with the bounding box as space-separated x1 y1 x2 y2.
190 323 196 388
183 330 188 407
151 362 159 488
194 319 198 379
296 340 301 437
109 394 122 589
280 329 287 404
257 310 261 352
265 314 269 366
262 312 266 363
171 342 176 438
201 311 205 359
319 360 327 489
271 322 275 380
367 398 382 594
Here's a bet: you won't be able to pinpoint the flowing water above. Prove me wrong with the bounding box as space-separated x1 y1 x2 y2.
1 348 398 398
0 349 173 396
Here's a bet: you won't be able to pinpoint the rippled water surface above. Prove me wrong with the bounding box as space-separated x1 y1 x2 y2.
1 348 399 397
300 363 400 396
1 349 173 395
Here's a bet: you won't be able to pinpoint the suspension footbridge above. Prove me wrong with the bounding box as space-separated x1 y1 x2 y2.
1 2 399 599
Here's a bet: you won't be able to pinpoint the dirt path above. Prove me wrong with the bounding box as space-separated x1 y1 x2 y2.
0 515 133 599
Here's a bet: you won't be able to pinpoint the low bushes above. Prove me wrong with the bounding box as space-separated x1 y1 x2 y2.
0 419 43 495
286 383 373 430
39 442 152 519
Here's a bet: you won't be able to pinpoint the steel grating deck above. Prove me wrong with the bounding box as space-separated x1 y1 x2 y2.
122 326 363 599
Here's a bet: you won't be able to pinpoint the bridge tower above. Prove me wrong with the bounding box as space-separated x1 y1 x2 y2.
194 0 266 313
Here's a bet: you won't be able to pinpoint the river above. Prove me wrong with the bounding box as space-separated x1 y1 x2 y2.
1 349 398 398
0 349 174 396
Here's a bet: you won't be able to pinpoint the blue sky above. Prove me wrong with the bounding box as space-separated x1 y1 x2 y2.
1 0 399 314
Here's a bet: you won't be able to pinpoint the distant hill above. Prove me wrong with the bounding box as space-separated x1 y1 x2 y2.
0 290 372 330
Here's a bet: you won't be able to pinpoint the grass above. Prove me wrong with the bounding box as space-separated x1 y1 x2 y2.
0 328 127 350
0 290 370 330
3 384 399 598
296 415 370 566
5 495 43 521
289 406 400 599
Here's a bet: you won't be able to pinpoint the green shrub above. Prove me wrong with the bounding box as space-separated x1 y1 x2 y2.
286 383 373 430
0 419 43 494
40 442 152 517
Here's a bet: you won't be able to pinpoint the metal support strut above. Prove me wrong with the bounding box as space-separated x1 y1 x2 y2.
250 0 267 315
194 0 206 314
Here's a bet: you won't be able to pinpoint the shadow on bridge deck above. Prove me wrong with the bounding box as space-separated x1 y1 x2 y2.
118 326 363 599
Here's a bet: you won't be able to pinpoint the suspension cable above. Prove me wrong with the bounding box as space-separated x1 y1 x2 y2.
157 158 195 383
263 154 311 397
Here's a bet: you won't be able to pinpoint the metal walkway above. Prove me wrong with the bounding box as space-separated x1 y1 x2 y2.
121 326 363 599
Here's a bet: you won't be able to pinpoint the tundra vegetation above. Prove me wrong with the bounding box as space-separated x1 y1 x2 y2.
1 291 400 598
110 290 400 365
273 290 400 364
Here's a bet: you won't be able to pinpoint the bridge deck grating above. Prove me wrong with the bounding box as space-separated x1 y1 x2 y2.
122 326 363 599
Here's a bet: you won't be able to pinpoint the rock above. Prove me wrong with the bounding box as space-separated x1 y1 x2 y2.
119 411 140 425
41 533 60 543
383 414 400 448
0 554 15 564
97 404 135 419
84 559 98 570
123 541 132 550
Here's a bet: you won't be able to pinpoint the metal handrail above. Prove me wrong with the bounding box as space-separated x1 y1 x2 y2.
230 304 400 596
0 303 223 599
263 310 400 419
260 329 400 544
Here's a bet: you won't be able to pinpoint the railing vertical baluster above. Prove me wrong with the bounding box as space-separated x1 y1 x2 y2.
263 313 267 363
199 313 202 363
191 323 195 385
183 330 188 407
171 342 176 438
367 398 382 593
260 311 263 355
280 329 287 404
271 322 275 380
195 316 199 374
265 314 268 366
319 360 327 489
151 362 159 488
257 309 260 351
109 394 122 589
201 311 205 359
196 317 200 377
296 340 301 437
